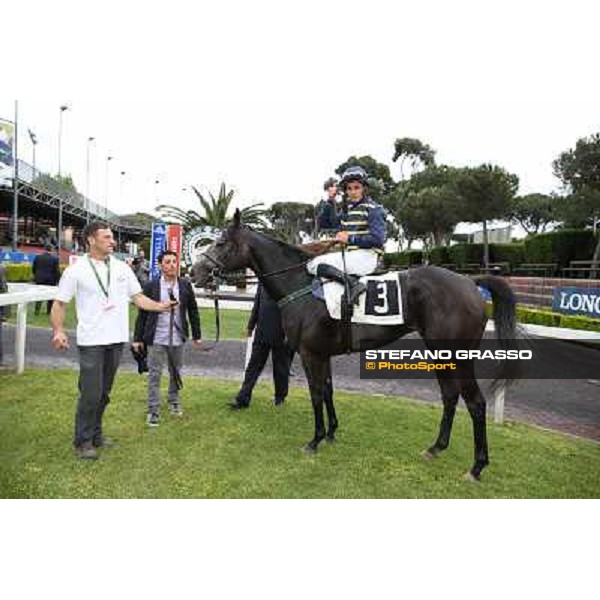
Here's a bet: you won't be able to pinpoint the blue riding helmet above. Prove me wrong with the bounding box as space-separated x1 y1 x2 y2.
340 166 369 189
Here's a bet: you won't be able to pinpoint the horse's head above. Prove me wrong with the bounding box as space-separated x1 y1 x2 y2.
191 209 252 287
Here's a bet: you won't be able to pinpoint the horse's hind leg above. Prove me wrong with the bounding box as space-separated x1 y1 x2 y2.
461 376 489 481
423 372 460 460
300 353 327 453
323 359 338 442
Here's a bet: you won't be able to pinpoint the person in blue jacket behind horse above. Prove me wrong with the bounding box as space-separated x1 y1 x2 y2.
315 176 341 237
307 165 386 304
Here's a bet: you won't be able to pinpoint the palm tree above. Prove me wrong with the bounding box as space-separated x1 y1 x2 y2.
157 182 268 230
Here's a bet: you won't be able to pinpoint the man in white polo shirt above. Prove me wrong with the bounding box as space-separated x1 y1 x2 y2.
51 221 176 460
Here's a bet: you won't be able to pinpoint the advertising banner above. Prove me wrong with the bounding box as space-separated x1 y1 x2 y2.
1 251 34 263
149 222 167 281
166 224 183 275
553 287 600 319
0 119 15 187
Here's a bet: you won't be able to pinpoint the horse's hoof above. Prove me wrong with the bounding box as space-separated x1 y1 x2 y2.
326 435 336 444
421 449 437 461
301 444 317 455
463 471 480 483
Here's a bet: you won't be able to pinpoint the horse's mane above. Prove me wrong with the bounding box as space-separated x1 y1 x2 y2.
296 240 336 256
241 227 337 263
245 228 311 260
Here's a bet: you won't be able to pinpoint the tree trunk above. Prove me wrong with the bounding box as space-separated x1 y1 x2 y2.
482 219 490 271
592 225 600 279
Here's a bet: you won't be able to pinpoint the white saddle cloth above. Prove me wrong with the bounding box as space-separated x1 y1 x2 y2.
321 271 405 325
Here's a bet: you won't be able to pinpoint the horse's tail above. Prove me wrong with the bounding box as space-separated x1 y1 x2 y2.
475 275 522 390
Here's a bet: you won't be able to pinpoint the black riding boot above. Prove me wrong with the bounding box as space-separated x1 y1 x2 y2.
315 263 366 305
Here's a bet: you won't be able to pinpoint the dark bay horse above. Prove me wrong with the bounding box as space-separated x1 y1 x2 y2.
192 210 520 481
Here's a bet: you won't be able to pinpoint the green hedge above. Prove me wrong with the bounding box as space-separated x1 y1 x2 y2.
5 264 33 282
383 250 423 268
449 243 484 267
490 243 525 268
518 306 600 331
387 243 525 269
515 306 561 327
445 243 525 269
428 246 451 265
523 230 598 269
3 262 67 282
485 303 600 332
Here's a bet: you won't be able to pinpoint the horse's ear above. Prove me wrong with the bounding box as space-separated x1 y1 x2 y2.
233 208 241 228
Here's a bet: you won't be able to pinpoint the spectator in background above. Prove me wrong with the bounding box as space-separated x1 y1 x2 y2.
133 249 150 286
315 176 340 238
230 282 294 410
32 244 61 316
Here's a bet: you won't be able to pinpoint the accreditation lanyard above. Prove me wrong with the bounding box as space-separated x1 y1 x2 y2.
87 255 111 300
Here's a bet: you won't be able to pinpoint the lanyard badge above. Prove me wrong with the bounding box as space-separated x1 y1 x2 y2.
87 256 116 311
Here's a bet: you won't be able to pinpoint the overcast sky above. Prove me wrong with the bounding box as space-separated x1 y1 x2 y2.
3 0 599 224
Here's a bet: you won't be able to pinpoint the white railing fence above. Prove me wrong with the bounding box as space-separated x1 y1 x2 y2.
0 283 57 374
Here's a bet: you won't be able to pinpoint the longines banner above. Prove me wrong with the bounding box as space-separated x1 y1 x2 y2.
0 118 15 186
553 287 600 319
149 222 167 281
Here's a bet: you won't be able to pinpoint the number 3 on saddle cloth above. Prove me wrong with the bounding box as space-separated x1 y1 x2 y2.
312 271 405 325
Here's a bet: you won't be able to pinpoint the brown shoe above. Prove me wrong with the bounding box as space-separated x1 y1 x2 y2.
76 441 98 460
93 437 116 448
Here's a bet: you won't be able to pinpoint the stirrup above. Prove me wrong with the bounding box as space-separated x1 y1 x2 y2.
345 278 366 306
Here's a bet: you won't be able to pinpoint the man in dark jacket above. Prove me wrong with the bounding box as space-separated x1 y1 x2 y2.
133 250 202 426
230 283 293 409
315 176 340 237
32 244 60 315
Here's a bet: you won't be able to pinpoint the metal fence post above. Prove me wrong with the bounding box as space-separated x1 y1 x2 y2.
494 385 506 424
15 302 27 374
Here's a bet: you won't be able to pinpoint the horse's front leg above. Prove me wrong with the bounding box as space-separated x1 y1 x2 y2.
301 353 328 453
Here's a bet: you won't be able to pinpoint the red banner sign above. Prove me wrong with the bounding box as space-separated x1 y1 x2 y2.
166 224 183 275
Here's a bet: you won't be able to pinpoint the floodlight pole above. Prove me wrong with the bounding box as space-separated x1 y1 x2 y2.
85 136 95 223
12 100 19 251
57 105 68 177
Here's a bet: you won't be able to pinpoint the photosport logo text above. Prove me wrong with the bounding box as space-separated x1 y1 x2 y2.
359 339 600 380
363 348 531 374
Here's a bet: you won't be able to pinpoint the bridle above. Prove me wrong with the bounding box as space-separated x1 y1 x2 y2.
201 245 315 282
196 237 337 351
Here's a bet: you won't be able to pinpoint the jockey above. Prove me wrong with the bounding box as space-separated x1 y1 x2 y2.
307 165 386 304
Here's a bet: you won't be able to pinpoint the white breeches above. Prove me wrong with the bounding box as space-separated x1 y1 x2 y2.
307 249 379 276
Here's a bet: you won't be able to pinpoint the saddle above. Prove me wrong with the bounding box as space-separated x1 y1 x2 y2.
313 271 405 326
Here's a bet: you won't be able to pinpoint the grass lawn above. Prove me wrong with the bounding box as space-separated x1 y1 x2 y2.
0 370 598 498
7 302 248 340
